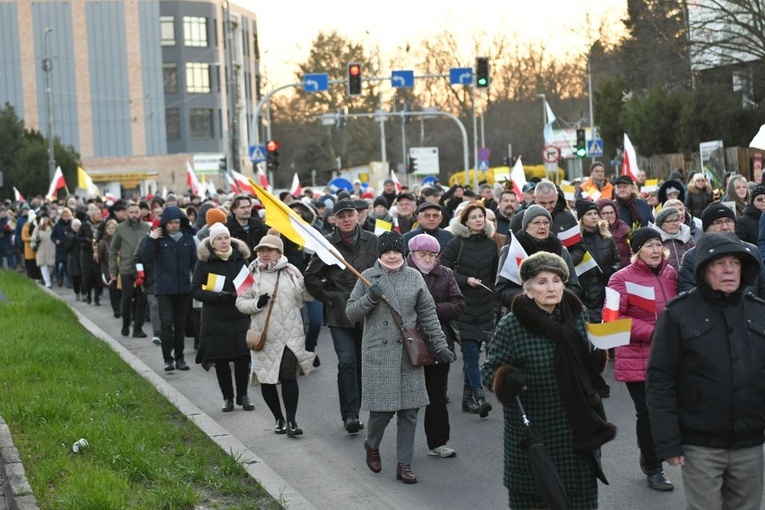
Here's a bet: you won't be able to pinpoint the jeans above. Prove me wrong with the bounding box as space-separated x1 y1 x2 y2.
55 260 69 286
626 381 661 470
329 326 362 420
157 293 191 362
146 292 161 337
303 300 323 352
461 339 483 388
120 273 146 332
0 246 16 270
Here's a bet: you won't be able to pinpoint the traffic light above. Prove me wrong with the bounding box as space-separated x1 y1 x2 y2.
575 128 587 158
266 140 280 172
407 156 418 174
475 57 490 88
347 63 362 96
218 157 227 173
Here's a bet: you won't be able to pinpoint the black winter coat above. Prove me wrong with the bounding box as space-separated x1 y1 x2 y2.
77 221 101 283
573 227 621 323
410 258 465 350
191 238 251 361
304 226 378 328
440 220 499 341
735 203 761 245
508 191 577 237
142 206 197 296
226 217 268 262
51 218 72 264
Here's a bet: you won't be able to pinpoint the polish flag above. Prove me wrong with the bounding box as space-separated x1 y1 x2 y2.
13 187 25 203
510 156 526 197
622 133 638 180
256 167 271 192
225 173 241 194
46 166 67 201
625 281 656 312
186 162 202 195
498 231 529 285
289 173 302 198
602 287 620 322
392 216 401 233
233 264 255 296
557 224 582 247
390 170 403 192
231 170 256 195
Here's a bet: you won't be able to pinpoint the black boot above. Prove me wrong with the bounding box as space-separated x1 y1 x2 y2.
462 385 479 414
473 387 492 418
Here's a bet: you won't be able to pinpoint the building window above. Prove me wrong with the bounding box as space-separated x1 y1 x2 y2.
186 63 210 93
183 16 208 47
163 63 178 94
160 16 175 46
190 108 214 138
166 109 180 140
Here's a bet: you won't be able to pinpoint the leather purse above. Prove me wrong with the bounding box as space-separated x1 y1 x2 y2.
386 304 437 367
247 271 280 351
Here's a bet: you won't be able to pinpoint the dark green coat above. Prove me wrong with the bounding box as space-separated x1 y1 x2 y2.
482 294 602 510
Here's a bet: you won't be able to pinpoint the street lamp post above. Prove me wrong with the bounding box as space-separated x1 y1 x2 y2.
587 40 599 165
43 27 55 182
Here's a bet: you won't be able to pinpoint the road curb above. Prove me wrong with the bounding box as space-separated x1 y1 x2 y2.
52 289 315 509
0 414 40 510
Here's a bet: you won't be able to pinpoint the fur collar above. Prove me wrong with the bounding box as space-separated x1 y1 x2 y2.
197 237 250 262
448 216 495 239
511 290 583 335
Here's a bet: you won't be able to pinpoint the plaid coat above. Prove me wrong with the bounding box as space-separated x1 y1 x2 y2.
482 293 601 510
346 262 447 412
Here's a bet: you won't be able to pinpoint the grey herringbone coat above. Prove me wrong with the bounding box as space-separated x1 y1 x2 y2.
346 262 448 412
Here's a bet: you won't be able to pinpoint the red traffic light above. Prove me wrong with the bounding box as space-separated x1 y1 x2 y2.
266 140 279 152
348 64 361 76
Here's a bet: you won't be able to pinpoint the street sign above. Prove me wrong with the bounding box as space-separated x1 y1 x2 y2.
477 147 490 161
193 153 226 174
542 145 561 163
449 67 473 86
391 70 414 88
477 160 489 171
410 147 439 176
587 139 604 157
249 145 266 163
303 73 329 92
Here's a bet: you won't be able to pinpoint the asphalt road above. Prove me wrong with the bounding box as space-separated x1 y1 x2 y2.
50 284 765 509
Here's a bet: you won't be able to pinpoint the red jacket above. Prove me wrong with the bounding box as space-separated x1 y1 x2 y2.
607 258 677 382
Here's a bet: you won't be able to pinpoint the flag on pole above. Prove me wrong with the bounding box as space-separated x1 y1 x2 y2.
557 224 582 248
225 173 241 194
626 281 656 312
560 183 576 201
248 178 346 268
575 251 599 276
390 170 403 192
586 319 632 350
13 187 25 203
205 180 217 198
750 124 765 150
289 173 302 198
392 216 401 233
602 287 620 322
203 273 226 293
510 156 527 198
161 186 168 199
186 161 202 195
77 166 99 197
543 101 557 145
233 265 255 296
374 218 393 236
46 166 67 201
256 167 271 192
622 133 638 180
231 170 256 195
498 231 529 285
641 179 659 193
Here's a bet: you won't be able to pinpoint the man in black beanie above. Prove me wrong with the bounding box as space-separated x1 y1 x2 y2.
678 202 765 297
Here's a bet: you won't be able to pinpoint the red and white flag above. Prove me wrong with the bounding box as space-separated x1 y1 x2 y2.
390 170 403 192
498 231 529 285
510 156 527 197
557 224 582 247
256 167 271 192
626 281 656 312
602 287 620 322
46 166 67 201
393 216 401 233
622 133 638 181
13 187 24 203
225 173 241 194
289 173 302 198
186 161 202 195
231 170 256 195
233 264 255 296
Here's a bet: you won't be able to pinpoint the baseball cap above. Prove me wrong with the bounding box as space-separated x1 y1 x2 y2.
522 182 536 193
417 202 442 215
332 200 356 215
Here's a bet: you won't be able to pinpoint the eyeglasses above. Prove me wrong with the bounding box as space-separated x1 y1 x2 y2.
711 218 735 227
600 211 616 216
528 220 550 227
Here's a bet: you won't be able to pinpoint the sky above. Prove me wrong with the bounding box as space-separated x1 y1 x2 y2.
236 0 628 86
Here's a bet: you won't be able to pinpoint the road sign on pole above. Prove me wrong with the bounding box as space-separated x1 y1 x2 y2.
477 147 490 161
391 70 414 88
449 67 473 86
303 73 329 92
249 145 266 163
477 160 489 171
542 145 561 163
587 139 604 157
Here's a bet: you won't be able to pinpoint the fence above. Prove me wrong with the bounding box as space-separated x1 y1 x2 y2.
638 146 763 183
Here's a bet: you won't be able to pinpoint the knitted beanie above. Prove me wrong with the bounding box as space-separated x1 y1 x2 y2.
654 207 679 228
575 199 598 219
208 222 230 243
377 231 406 257
407 233 440 254
701 203 736 232
630 227 662 254
205 207 228 227
373 196 388 209
750 185 765 205
521 204 553 231
519 252 569 283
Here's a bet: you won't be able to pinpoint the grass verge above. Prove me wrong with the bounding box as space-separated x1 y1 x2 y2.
0 270 279 509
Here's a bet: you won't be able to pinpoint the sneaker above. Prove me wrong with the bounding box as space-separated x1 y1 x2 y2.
428 445 457 458
151 336 161 345
132 329 147 338
164 361 175 372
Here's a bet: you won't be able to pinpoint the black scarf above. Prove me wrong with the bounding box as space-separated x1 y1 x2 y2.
516 230 564 256
512 291 616 453
615 194 645 228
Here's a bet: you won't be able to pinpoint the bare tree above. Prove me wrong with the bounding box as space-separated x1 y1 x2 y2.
688 0 765 67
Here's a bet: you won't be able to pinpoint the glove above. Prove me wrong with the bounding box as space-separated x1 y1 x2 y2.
368 283 383 303
437 348 456 364
217 291 237 303
493 364 526 405
134 270 145 287
256 293 270 308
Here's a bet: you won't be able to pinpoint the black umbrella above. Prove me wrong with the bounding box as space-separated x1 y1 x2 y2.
515 396 570 510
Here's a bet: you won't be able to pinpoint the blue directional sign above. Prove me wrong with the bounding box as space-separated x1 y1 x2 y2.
587 139 604 157
477 160 490 171
449 67 473 86
249 145 266 163
391 70 414 88
303 73 329 92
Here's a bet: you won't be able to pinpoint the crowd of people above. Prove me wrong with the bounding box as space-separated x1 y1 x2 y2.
2 165 765 507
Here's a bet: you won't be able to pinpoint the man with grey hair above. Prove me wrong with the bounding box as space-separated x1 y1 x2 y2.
508 181 577 237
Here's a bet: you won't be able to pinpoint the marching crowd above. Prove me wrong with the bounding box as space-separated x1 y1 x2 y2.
2 165 765 508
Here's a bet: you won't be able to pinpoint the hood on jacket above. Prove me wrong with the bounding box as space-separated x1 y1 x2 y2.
447 215 495 239
658 179 686 205
288 201 317 225
159 205 192 232
197 236 250 262
694 232 760 289
651 221 692 244
686 180 712 196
